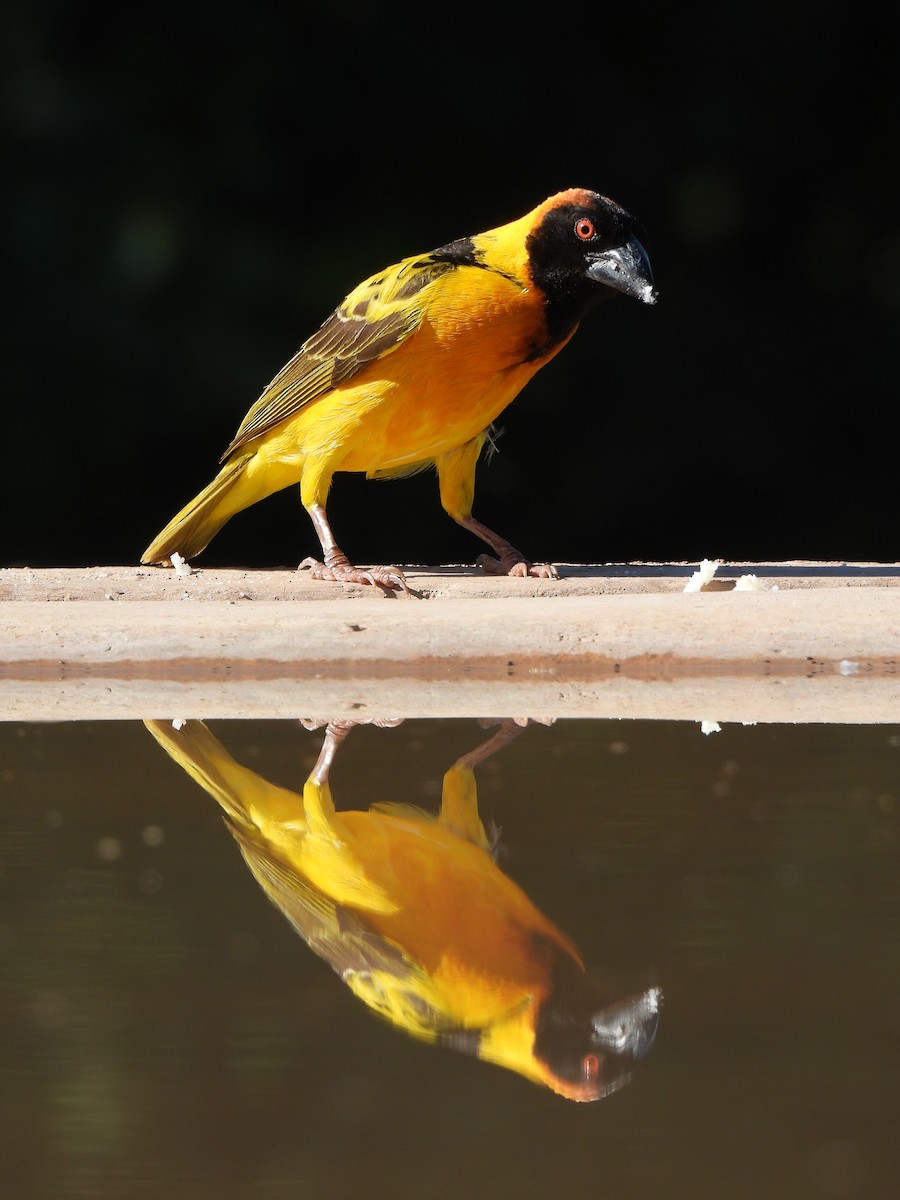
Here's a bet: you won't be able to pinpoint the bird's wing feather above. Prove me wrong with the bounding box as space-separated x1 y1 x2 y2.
229 820 412 975
229 821 464 1035
221 255 457 460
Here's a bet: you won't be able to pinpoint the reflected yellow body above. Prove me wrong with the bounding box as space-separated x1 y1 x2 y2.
307 771 581 1027
145 719 588 1096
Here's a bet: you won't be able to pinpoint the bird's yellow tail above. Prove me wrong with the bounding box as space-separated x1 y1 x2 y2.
144 719 306 833
141 455 258 565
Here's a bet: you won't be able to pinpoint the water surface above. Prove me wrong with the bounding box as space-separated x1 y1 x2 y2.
2 717 898 1199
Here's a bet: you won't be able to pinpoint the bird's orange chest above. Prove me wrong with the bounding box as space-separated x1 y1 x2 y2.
341 813 573 1002
358 274 563 458
422 269 552 368
319 267 574 476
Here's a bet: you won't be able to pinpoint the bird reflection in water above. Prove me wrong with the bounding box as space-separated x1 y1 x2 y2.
144 717 660 1101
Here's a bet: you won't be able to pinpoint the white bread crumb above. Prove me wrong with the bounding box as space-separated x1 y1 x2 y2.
684 559 719 592
170 552 193 577
734 574 777 592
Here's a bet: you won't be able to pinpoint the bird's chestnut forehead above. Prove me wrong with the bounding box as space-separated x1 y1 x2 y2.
534 187 625 220
531 193 632 242
553 187 603 209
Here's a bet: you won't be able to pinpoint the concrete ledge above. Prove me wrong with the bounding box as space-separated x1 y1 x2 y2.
4 561 900 603
2 565 898 723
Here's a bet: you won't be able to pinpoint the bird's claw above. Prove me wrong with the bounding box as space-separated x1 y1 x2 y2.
299 717 405 732
299 556 410 594
475 553 559 580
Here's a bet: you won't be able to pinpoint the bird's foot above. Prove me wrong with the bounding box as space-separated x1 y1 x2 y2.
475 552 559 580
299 553 410 594
299 717 405 732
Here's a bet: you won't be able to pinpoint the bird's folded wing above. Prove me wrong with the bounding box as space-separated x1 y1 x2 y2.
230 823 463 1033
221 255 457 459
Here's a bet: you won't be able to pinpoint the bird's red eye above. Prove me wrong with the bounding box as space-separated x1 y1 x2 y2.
575 218 595 241
582 1053 601 1082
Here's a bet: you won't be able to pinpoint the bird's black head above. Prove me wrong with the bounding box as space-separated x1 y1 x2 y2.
526 189 656 338
533 953 662 1101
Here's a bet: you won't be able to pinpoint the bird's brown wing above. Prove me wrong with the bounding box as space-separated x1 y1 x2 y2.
221 255 456 460
228 821 461 1035
228 821 411 975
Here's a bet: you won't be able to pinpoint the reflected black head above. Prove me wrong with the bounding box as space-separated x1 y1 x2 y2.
533 953 661 1100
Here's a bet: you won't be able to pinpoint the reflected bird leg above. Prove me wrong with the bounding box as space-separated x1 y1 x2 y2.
306 717 405 787
300 502 410 594
457 718 529 771
310 721 354 787
439 719 530 851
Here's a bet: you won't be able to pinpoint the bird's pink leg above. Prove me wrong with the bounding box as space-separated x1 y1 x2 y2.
454 514 560 580
300 503 409 593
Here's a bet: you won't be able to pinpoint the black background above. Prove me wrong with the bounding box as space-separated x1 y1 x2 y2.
5 1 899 571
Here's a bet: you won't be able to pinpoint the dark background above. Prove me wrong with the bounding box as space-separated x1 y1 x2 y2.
5 0 899 571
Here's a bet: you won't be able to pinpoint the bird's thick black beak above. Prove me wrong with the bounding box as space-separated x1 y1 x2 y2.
586 234 657 304
591 986 662 1062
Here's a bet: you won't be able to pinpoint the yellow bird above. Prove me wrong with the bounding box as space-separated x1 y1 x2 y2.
142 189 655 589
145 717 661 1100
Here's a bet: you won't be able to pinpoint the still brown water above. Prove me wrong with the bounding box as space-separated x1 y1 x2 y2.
2 717 898 1199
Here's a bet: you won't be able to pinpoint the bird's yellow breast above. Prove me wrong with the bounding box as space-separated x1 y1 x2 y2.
321 808 577 1023
256 267 572 477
